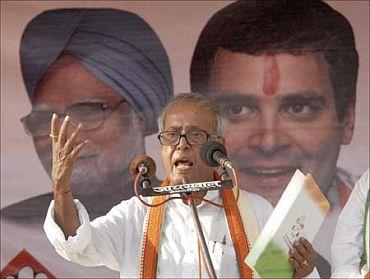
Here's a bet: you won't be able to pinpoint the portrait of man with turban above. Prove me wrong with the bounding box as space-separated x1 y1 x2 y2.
1 8 172 278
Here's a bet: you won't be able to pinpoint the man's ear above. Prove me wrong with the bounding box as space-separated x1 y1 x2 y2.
341 102 355 145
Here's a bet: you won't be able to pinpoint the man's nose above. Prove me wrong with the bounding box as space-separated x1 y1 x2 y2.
176 135 190 150
247 113 291 155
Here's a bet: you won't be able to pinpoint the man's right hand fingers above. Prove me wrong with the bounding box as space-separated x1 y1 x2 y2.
51 114 59 160
50 114 59 139
58 115 70 147
70 140 89 161
64 123 82 155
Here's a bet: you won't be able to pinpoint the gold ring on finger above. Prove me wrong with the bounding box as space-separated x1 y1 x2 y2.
49 134 58 138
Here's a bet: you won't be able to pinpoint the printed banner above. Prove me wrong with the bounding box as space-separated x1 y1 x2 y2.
1 1 368 278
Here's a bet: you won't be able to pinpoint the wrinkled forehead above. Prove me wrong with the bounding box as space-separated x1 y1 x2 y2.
164 102 216 132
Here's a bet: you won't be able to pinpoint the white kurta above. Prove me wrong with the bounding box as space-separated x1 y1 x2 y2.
331 169 369 278
44 189 320 278
313 167 357 266
44 190 273 278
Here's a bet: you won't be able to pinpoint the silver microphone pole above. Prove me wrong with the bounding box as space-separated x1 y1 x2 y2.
182 176 217 278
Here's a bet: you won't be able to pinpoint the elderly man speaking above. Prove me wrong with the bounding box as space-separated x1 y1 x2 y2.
44 93 318 278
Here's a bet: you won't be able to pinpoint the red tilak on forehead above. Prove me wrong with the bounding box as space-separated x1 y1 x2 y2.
263 54 280 95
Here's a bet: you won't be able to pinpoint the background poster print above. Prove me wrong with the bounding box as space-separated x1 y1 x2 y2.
1 1 368 278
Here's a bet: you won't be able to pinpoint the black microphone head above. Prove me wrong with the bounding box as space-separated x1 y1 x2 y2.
200 141 227 167
129 155 156 178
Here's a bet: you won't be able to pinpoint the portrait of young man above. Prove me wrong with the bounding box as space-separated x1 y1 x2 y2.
190 0 364 277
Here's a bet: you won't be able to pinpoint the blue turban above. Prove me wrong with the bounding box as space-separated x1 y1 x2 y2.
20 8 173 135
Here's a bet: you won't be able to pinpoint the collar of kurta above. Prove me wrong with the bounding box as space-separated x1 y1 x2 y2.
139 175 255 278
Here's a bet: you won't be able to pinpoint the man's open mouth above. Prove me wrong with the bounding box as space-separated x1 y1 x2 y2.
174 158 194 170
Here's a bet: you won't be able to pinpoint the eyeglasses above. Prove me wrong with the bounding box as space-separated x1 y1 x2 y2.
158 130 212 146
21 100 126 137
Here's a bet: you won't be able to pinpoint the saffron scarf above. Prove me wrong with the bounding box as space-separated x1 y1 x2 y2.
140 179 259 278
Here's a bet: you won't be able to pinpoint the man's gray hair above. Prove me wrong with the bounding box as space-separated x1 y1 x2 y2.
157 93 228 136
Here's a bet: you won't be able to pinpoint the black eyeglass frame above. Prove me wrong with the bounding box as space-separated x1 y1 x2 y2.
157 129 217 146
20 99 126 137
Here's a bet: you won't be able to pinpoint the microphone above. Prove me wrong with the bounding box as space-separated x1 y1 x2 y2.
129 155 156 188
136 154 233 197
200 141 234 171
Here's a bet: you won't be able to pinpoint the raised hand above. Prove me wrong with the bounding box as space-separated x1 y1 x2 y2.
50 114 88 194
289 237 317 279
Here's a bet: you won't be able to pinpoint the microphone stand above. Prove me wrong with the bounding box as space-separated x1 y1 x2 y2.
217 166 230 181
183 177 217 279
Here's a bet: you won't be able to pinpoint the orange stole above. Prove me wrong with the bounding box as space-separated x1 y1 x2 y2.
140 185 253 278
221 188 253 278
337 176 353 207
140 194 168 278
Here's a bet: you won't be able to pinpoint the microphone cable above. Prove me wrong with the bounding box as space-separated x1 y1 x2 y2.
134 168 183 207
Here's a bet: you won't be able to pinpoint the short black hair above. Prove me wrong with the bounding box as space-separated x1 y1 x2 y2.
190 0 358 121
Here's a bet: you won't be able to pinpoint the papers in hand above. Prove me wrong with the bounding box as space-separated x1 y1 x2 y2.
244 169 330 278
